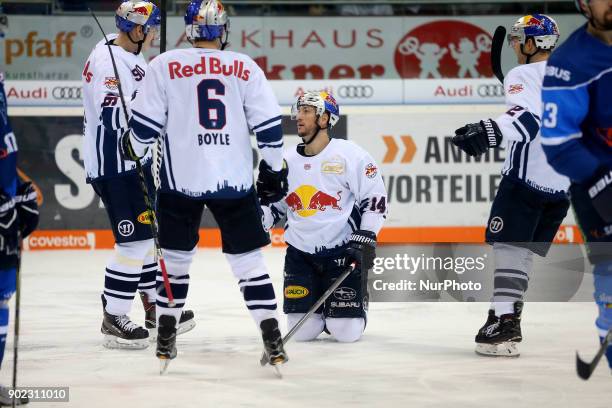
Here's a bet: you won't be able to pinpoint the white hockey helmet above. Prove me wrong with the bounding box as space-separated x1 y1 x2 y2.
507 14 560 51
291 91 340 129
184 0 229 46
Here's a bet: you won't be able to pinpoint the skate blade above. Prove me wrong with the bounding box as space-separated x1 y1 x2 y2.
148 320 196 343
271 365 283 379
103 335 149 350
475 342 520 357
177 319 196 336
159 357 172 375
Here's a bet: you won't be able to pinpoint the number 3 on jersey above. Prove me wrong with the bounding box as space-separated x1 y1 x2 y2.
543 102 558 128
197 79 226 130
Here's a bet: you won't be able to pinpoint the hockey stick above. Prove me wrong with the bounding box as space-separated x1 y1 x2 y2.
491 25 506 84
11 236 22 408
88 9 175 307
576 328 612 380
160 0 167 53
259 264 355 367
152 0 167 192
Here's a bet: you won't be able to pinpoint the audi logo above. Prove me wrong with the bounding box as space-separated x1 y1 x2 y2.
52 86 83 100
477 84 505 98
337 85 374 99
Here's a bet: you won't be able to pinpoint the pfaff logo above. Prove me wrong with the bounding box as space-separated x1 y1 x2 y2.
5 31 77 65
132 65 145 81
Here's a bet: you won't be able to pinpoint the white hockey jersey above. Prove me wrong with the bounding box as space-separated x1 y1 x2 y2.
82 36 150 182
128 47 283 199
262 139 387 255
495 61 570 196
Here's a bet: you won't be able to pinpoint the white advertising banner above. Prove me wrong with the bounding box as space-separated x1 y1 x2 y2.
1 15 583 82
5 79 505 106
346 106 576 228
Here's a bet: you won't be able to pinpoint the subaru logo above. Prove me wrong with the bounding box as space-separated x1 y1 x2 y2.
334 287 356 301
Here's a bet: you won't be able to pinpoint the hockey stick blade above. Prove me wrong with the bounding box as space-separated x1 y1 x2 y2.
259 264 355 367
576 328 612 380
491 25 506 84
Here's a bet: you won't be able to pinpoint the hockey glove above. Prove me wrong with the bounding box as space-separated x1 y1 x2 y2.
453 119 503 157
119 130 144 162
345 230 377 273
586 167 612 223
256 159 289 206
0 189 19 259
15 181 39 238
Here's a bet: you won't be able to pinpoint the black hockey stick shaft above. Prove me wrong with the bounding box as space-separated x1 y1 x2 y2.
11 237 22 408
259 264 354 366
160 0 167 53
88 9 175 306
491 26 506 84
576 328 612 380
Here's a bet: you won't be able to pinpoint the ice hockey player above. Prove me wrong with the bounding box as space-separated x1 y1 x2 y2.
541 0 612 371
82 0 194 350
0 9 38 405
121 0 288 370
259 91 387 343
452 15 570 356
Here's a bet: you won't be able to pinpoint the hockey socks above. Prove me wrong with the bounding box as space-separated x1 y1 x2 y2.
491 243 533 316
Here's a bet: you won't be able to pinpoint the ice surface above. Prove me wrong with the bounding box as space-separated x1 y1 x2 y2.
2 249 610 408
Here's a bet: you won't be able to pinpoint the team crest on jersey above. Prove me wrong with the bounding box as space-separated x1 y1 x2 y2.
304 163 311 170
104 77 119 90
365 163 378 178
507 84 524 94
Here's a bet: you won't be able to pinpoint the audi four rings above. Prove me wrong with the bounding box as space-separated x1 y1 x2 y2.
52 86 82 100
337 85 374 99
477 83 505 98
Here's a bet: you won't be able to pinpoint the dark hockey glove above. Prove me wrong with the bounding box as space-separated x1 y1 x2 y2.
586 167 612 223
119 130 144 162
15 181 39 238
453 119 503 157
0 190 19 260
256 159 289 206
345 230 377 273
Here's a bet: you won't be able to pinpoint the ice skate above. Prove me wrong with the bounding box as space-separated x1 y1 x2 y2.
139 293 196 341
156 315 177 375
475 302 523 357
101 295 149 350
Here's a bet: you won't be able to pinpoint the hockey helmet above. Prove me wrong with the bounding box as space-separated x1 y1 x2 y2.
115 1 161 35
507 14 560 50
291 91 340 129
184 0 229 45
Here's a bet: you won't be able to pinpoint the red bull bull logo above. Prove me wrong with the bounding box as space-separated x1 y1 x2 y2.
285 185 343 217
132 4 152 16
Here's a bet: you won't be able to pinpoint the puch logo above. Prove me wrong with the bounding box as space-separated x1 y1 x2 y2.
5 31 77 65
284 286 309 299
